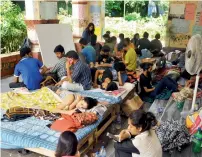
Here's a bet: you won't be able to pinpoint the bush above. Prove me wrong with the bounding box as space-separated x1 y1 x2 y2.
105 15 168 45
125 12 141 21
1 0 27 54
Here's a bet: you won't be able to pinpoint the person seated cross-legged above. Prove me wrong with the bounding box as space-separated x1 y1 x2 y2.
55 50 92 91
9 47 48 90
139 63 179 99
45 45 67 81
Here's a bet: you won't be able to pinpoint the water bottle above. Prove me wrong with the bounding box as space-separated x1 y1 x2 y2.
99 146 106 157
192 128 202 153
95 152 99 157
115 113 122 130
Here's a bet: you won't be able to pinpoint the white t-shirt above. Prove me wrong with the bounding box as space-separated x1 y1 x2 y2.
132 129 162 157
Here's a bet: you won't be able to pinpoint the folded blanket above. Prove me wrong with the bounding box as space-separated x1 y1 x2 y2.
1 87 62 112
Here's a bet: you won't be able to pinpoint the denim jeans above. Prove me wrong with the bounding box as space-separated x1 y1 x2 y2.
150 76 178 97
9 82 26 89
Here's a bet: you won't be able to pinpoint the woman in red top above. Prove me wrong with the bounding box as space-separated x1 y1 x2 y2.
55 131 80 157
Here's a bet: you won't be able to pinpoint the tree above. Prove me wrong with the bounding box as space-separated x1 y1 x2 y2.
1 0 27 53
105 0 124 17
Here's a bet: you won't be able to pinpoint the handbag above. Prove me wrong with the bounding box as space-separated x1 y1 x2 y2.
1 107 34 122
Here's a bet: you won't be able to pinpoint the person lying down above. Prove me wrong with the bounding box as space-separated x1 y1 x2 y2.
54 89 107 116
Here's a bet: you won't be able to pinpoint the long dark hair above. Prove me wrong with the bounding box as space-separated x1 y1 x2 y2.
86 23 95 34
55 131 78 157
134 33 139 40
129 110 157 132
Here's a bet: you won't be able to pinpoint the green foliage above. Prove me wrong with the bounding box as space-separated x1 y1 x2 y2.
125 0 148 17
105 0 124 17
125 12 141 21
1 0 27 54
58 0 72 15
105 15 168 45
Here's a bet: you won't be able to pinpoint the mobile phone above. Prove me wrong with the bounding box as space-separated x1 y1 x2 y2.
106 132 119 142
75 109 82 113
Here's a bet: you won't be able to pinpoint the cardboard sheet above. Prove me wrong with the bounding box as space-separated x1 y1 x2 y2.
170 4 185 15
36 24 75 67
171 18 190 34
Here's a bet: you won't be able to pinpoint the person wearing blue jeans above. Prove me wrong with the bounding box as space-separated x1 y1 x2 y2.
140 63 178 98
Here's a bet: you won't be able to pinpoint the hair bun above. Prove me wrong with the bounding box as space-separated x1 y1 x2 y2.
146 112 157 127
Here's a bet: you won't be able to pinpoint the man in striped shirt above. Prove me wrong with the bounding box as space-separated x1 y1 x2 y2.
46 45 67 81
55 50 92 91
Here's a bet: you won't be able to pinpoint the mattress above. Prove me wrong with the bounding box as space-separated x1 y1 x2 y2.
0 83 135 151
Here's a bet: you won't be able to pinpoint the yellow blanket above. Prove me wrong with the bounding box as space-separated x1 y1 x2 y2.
0 87 62 112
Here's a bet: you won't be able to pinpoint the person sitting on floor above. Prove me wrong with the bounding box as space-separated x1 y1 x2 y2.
103 34 115 55
45 45 67 81
79 38 96 66
55 50 92 91
124 38 135 50
94 50 128 87
150 33 163 57
114 109 162 157
121 41 137 71
138 32 151 51
98 45 113 64
56 131 80 157
131 33 140 49
118 33 124 44
139 62 179 99
9 47 48 90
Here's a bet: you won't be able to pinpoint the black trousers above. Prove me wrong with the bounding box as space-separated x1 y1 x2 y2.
114 139 140 157
9 82 26 89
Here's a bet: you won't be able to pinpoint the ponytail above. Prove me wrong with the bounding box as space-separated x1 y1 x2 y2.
144 112 157 131
129 110 157 132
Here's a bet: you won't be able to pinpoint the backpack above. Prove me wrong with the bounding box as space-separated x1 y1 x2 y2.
20 38 32 50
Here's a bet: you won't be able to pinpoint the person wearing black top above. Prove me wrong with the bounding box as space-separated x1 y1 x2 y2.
139 63 178 98
138 32 151 51
98 45 113 64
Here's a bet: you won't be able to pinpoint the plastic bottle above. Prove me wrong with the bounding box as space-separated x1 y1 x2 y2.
95 152 100 157
115 113 122 130
99 146 106 157
192 128 202 153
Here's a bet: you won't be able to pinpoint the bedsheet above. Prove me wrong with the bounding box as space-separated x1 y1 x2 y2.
76 82 135 104
1 87 61 111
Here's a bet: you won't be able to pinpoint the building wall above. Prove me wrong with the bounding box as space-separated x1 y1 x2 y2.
167 1 202 48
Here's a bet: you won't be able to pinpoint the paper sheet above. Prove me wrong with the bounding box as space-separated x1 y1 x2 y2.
171 19 190 34
95 27 101 36
170 4 185 15
192 25 202 36
185 3 196 20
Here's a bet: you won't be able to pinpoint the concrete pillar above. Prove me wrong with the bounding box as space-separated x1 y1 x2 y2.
24 0 59 60
72 0 89 40
72 0 105 41
88 1 105 41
